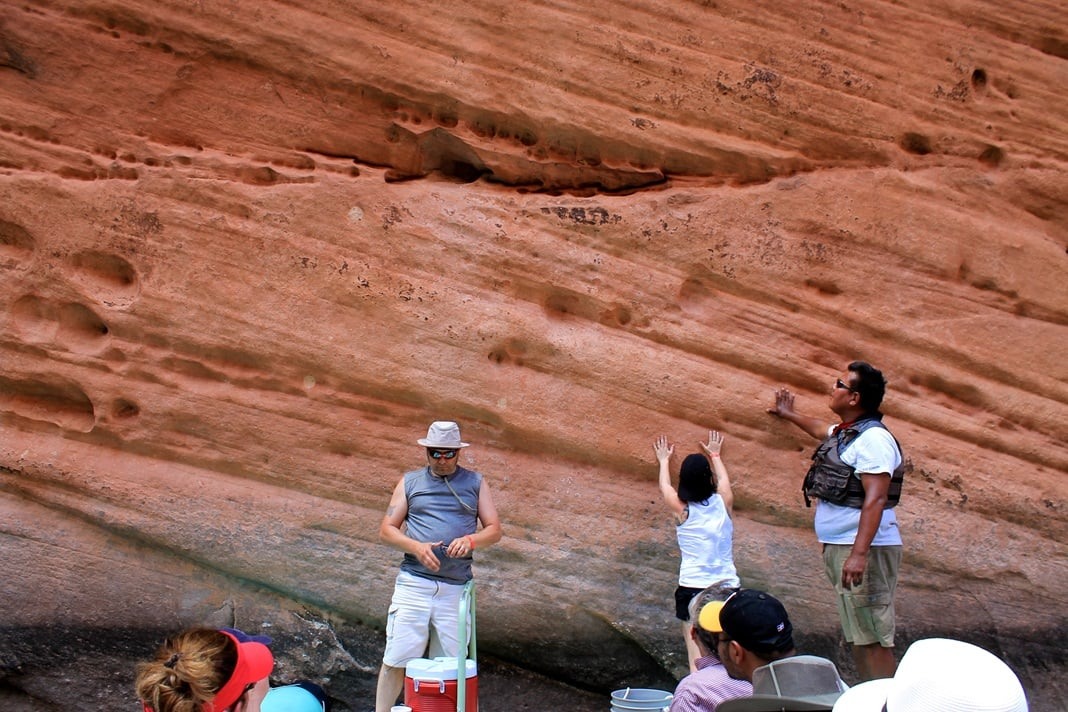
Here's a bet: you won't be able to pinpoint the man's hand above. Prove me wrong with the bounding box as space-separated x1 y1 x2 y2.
413 541 444 571
845 473 891 589
841 550 868 589
653 435 674 464
767 387 796 418
765 387 829 440
445 536 474 558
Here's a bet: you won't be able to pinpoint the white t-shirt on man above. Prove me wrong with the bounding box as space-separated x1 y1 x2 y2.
814 425 902 546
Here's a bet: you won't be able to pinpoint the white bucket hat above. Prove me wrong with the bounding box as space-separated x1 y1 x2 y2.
831 638 1028 712
417 421 470 449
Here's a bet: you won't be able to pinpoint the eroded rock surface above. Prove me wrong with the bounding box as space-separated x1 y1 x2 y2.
1 1 1066 709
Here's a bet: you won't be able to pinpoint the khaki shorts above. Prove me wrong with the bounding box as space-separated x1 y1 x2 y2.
823 544 901 647
382 570 470 667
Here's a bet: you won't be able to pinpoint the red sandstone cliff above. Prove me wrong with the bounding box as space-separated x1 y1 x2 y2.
1 1 1065 709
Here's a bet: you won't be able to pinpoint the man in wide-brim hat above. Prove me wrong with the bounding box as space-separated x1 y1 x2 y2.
374 421 502 712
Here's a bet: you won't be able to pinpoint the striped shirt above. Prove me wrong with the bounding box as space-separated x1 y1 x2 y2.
669 655 753 712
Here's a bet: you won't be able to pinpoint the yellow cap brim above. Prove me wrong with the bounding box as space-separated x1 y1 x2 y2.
698 601 725 632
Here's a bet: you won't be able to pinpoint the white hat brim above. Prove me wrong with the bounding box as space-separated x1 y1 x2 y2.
831 678 893 711
417 439 470 448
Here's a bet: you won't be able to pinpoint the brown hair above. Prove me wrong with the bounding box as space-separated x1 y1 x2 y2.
135 628 237 712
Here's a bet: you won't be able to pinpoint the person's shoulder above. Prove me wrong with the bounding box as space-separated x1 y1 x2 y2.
669 674 699 700
262 682 327 712
691 495 725 511
402 467 429 486
855 416 898 434
856 422 898 446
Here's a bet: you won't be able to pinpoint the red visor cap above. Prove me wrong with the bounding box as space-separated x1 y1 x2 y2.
202 630 274 712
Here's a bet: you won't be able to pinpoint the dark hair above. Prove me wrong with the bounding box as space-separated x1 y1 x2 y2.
678 453 715 503
695 624 719 655
848 360 887 415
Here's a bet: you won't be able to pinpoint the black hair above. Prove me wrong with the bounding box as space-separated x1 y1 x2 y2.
848 360 887 415
677 453 715 503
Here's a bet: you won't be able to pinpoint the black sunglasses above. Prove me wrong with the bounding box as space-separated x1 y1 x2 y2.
428 449 458 460
834 378 856 393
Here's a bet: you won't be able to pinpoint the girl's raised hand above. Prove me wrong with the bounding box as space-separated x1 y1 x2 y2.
653 435 674 463
700 430 724 457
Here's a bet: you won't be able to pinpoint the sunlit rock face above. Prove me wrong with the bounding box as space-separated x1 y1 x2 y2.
1 1 1065 709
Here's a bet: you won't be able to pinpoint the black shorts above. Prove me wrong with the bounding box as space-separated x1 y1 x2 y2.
674 585 705 621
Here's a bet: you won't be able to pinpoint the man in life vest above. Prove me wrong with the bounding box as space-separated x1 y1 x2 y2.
767 361 906 681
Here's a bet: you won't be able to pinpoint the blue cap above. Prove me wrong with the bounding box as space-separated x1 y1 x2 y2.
261 683 327 712
220 626 273 646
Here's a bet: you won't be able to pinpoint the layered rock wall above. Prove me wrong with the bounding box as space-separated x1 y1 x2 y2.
1 1 1065 709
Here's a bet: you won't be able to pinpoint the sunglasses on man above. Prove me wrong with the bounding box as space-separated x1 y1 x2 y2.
428 449 458 460
834 379 856 393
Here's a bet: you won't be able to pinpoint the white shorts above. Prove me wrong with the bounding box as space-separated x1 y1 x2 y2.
382 570 470 667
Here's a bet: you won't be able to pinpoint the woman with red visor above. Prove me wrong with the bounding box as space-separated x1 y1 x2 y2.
136 628 274 712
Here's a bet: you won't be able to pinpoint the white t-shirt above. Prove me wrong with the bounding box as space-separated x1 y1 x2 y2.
676 495 741 587
813 425 903 546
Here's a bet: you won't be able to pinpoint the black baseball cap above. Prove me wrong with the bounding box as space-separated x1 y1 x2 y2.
719 589 794 654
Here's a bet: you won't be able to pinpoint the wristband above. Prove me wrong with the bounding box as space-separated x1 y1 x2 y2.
465 535 475 550
709 453 721 458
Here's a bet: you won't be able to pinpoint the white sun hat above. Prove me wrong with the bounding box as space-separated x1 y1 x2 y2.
832 638 1027 712
417 421 471 448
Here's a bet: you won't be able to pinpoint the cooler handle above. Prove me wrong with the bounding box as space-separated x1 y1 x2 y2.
411 678 447 694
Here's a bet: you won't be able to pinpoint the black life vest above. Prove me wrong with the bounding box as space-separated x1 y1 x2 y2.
802 418 905 509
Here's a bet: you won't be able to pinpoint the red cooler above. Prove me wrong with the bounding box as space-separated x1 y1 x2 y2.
404 657 478 712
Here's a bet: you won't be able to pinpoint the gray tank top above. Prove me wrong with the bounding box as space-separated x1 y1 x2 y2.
400 466 482 584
